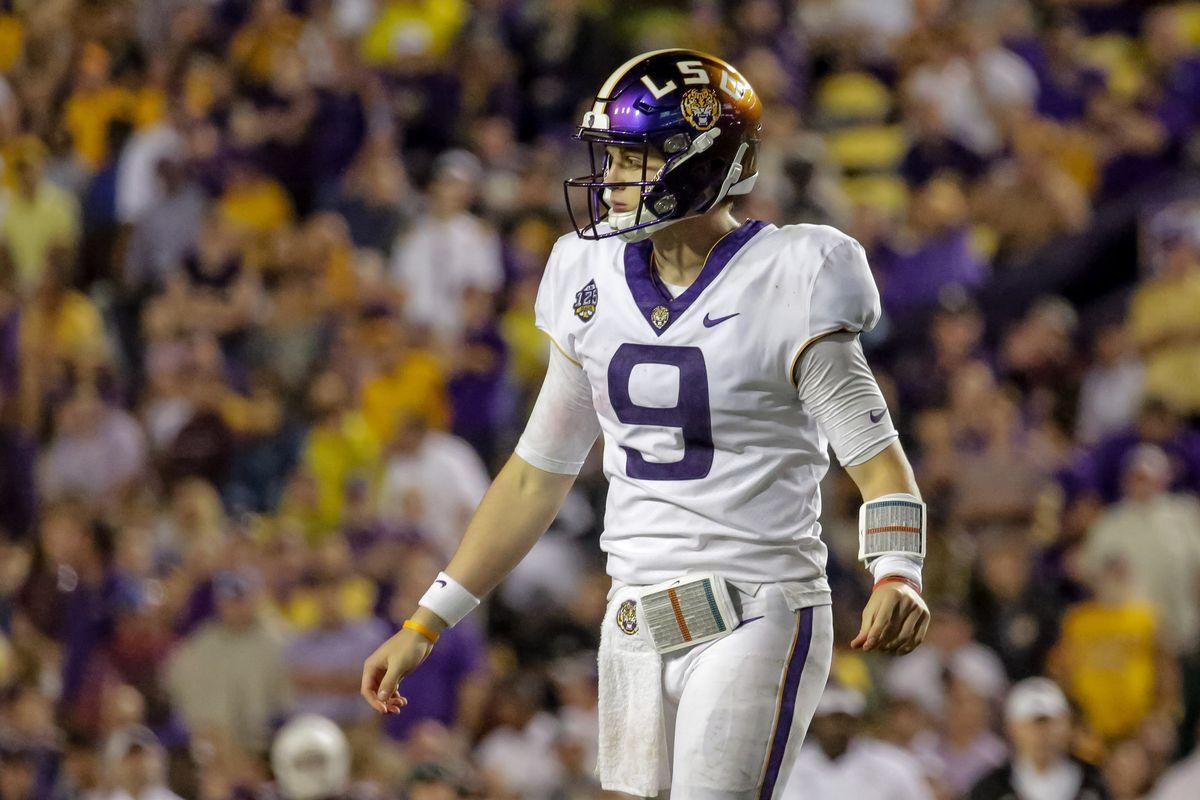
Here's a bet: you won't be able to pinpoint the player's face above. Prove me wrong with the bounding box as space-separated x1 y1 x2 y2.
603 145 666 213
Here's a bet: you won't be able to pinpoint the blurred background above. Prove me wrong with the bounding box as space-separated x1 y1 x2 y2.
0 0 1196 798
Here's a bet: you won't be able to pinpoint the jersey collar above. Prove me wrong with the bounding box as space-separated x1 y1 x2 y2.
623 219 768 336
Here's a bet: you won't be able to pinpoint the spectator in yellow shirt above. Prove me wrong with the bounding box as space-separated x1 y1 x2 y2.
19 246 104 366
217 159 295 237
1128 228 1200 415
359 314 447 443
2 137 80 294
1049 555 1178 743
300 371 381 535
360 0 466 70
61 42 135 170
229 0 304 85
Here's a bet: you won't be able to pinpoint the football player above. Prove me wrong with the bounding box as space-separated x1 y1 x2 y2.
362 49 930 800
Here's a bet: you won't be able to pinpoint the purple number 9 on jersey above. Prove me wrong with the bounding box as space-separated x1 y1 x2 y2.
607 343 713 480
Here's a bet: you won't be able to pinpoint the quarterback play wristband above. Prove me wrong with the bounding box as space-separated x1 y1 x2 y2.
859 493 927 564
402 619 440 644
417 572 480 628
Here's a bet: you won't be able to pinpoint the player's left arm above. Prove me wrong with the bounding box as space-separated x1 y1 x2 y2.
796 330 930 655
844 442 930 655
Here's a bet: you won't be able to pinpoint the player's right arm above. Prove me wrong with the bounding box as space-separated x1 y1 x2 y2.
361 345 600 714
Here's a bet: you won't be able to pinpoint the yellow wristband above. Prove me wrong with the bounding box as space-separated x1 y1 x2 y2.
403 619 440 644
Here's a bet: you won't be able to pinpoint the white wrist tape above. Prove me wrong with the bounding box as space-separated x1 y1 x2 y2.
418 572 481 627
859 493 927 565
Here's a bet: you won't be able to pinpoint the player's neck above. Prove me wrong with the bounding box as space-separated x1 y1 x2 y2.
650 208 741 286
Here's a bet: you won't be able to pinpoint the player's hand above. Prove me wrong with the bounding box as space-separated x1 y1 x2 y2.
360 627 435 714
850 579 930 655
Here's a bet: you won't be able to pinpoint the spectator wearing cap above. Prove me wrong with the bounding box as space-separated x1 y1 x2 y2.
95 725 182 800
785 685 934 799
390 150 504 348
1081 444 1200 656
969 678 1110 800
165 568 292 754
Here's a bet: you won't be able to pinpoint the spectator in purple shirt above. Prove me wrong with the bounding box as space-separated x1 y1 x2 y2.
286 574 391 724
875 178 989 320
1030 14 1108 123
1078 397 1200 504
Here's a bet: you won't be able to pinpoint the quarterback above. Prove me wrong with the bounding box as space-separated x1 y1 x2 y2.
362 50 930 800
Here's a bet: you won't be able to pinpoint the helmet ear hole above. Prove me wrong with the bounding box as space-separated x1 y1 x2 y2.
663 134 690 154
653 195 678 215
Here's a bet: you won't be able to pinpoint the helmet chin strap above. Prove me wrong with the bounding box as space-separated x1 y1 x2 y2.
602 188 681 242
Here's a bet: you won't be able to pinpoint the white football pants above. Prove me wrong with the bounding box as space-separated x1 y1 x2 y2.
599 582 834 800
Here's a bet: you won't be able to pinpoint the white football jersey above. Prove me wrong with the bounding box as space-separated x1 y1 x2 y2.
531 220 882 591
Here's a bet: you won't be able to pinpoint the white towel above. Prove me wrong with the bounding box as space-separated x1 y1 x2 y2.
597 585 671 797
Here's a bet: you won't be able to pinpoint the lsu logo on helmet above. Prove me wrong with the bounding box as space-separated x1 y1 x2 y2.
681 87 721 131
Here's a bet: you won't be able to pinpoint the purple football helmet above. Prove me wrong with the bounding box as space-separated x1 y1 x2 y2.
563 49 763 242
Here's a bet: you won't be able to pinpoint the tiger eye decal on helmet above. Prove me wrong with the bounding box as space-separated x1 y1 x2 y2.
563 49 762 242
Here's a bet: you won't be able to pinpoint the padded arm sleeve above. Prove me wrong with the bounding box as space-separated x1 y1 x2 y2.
514 346 602 475
796 331 898 467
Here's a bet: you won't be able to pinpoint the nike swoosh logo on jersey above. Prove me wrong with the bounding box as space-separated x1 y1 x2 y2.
435 579 447 587
702 312 740 328
869 409 886 423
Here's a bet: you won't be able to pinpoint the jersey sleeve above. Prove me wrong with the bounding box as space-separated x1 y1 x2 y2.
533 238 581 364
515 346 600 475
806 237 882 345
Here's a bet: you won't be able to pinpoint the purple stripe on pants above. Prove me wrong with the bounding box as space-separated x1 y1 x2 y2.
758 606 815 800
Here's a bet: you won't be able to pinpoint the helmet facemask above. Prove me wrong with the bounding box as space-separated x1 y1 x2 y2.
565 128 755 242
565 134 683 242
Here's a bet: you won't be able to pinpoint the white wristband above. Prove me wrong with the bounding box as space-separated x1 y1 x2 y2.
869 554 923 592
418 572 481 628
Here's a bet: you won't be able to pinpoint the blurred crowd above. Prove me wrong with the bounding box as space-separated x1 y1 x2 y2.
0 0 1196 798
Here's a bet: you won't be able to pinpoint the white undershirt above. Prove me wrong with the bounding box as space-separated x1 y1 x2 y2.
662 280 688 297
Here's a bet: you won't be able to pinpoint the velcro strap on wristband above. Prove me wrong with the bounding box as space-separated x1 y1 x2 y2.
418 572 480 628
859 493 927 564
